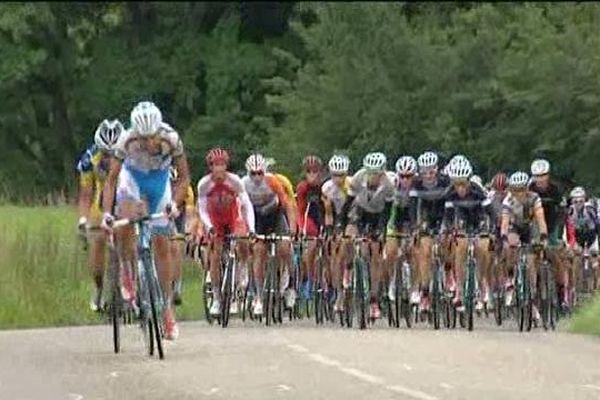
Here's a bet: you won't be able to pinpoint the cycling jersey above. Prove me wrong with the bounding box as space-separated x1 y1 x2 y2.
501 191 543 243
343 169 394 234
321 177 351 222
274 173 296 207
297 180 325 236
442 185 493 234
409 175 451 233
197 172 255 236
242 173 290 235
566 204 599 248
114 124 184 232
172 184 195 235
529 180 566 245
76 144 110 212
387 186 413 235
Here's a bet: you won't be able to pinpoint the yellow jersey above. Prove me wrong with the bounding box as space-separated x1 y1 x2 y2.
76 144 110 216
274 173 296 207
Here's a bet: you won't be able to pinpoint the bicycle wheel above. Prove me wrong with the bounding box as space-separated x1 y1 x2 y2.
202 271 214 325
432 268 442 330
108 246 121 354
494 287 504 326
465 260 476 332
264 260 275 327
315 264 324 325
221 261 232 328
393 265 401 328
142 249 164 360
355 257 367 330
540 261 551 331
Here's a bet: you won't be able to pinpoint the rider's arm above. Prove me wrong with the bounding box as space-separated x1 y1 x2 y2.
238 189 256 234
196 178 213 231
500 197 511 238
565 209 576 248
270 175 296 233
377 200 392 234
533 200 548 237
102 157 123 216
78 174 94 221
172 154 190 209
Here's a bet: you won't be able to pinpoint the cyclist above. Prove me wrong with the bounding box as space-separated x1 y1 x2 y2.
488 172 509 301
384 156 418 303
102 101 190 341
339 152 394 319
76 119 124 311
265 157 297 210
168 166 196 306
529 159 569 310
441 159 494 312
500 171 548 323
322 154 352 312
197 148 255 317
296 155 326 300
566 186 599 294
409 151 450 314
242 153 297 314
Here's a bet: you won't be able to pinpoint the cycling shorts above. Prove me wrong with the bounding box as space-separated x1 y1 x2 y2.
255 209 289 236
349 204 380 235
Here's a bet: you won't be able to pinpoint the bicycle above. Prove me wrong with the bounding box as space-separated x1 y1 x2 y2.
254 233 293 326
510 242 536 333
454 231 486 332
303 235 334 325
110 212 167 360
385 232 413 328
218 233 246 328
430 236 452 330
536 245 558 331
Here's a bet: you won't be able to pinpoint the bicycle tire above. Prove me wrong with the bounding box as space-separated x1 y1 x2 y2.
264 259 275 326
465 260 475 332
202 272 214 325
494 288 504 326
432 268 442 330
221 261 232 328
355 257 367 330
109 247 121 354
142 249 164 360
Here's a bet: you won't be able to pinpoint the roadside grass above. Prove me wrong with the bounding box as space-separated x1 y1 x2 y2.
570 294 600 336
0 206 204 330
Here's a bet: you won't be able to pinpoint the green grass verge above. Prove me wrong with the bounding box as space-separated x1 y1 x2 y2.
0 205 205 330
570 294 600 336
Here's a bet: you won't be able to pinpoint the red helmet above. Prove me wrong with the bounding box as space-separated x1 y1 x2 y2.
303 155 322 172
492 172 507 191
206 147 230 166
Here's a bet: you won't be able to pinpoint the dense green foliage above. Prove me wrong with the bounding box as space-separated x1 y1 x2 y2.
1 2 599 201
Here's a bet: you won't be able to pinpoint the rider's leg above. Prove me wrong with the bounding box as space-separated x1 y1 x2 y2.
384 237 399 298
416 236 433 304
253 241 267 313
475 238 492 307
88 228 107 310
453 237 467 306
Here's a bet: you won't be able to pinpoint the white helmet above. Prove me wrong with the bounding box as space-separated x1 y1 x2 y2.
531 159 550 176
169 166 178 182
94 119 123 151
363 152 387 172
417 151 438 169
328 155 350 174
471 174 483 186
448 160 473 180
509 171 529 187
130 101 162 136
395 156 417 175
245 153 266 173
570 186 586 199
449 154 469 166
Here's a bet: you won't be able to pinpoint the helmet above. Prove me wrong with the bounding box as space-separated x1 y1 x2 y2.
570 186 586 199
509 171 529 187
303 155 322 171
169 166 178 182
395 156 417 175
449 154 469 167
492 172 508 191
94 119 123 151
531 159 550 176
206 147 230 166
130 101 162 136
363 152 387 172
265 157 276 172
417 151 438 169
328 155 350 174
448 160 473 180
470 174 483 187
245 153 266 173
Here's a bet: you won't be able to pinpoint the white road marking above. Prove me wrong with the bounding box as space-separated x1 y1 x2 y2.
287 343 439 400
203 387 219 396
340 367 384 385
67 394 84 400
276 384 292 392
287 344 309 353
109 371 119 378
387 385 439 400
439 383 453 390
583 384 600 391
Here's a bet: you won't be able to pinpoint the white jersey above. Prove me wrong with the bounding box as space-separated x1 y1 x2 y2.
321 177 351 216
348 168 394 214
114 123 184 172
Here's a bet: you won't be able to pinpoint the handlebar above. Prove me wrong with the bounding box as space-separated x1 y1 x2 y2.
110 212 166 229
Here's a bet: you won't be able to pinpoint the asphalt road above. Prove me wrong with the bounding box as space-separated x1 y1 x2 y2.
1 317 600 400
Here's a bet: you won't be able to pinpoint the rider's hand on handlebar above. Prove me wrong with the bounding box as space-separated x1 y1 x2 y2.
165 202 180 219
101 213 114 232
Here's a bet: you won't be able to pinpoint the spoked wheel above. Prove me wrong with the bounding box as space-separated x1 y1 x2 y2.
144 261 164 359
221 264 232 328
354 261 367 330
241 284 250 322
109 249 122 354
202 272 214 325
343 287 354 328
494 289 504 326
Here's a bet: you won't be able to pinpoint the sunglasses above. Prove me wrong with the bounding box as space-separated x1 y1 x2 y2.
533 173 549 178
306 170 319 175
250 171 264 176
399 174 414 180
511 187 527 193
573 199 585 204
331 173 346 178
453 180 469 187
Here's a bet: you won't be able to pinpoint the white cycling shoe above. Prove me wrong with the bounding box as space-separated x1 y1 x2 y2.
253 299 264 316
209 299 222 316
